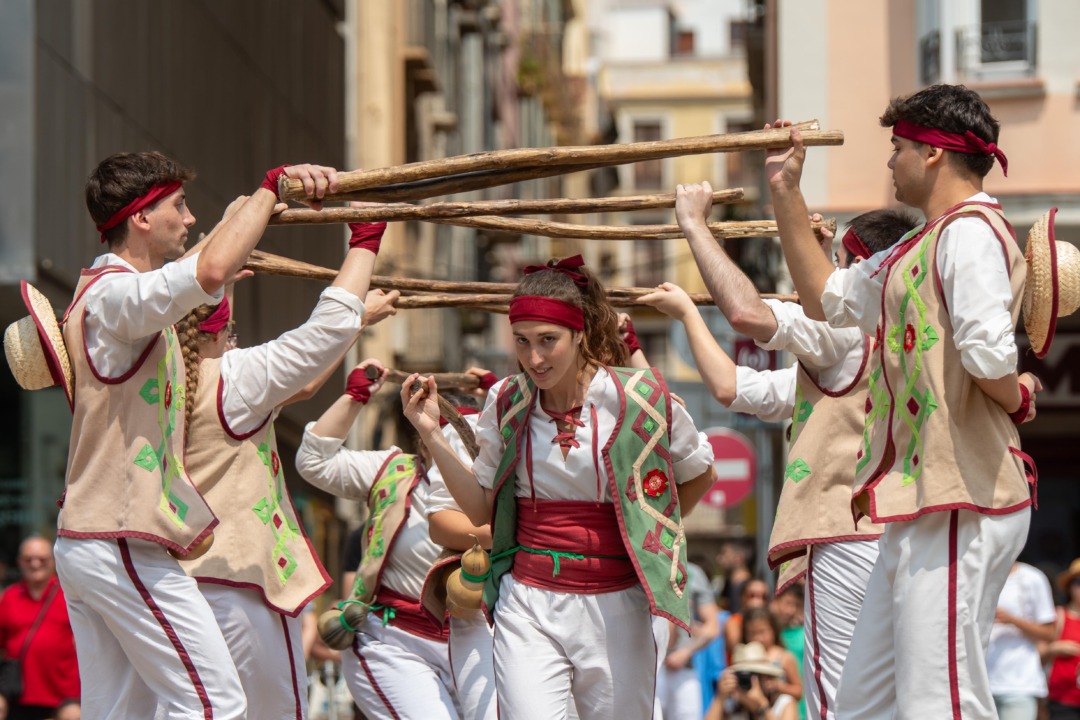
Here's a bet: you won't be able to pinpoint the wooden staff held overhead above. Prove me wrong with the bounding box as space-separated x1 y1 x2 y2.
369 366 479 458
423 216 836 241
278 121 842 203
268 188 745 226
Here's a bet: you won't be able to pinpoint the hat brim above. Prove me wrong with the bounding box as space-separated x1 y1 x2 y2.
729 661 785 678
21 281 74 410
1023 208 1059 358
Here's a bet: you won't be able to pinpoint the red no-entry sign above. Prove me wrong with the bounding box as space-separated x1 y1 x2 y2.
700 427 756 508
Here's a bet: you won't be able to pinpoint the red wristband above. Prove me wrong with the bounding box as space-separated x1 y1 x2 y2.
622 317 643 355
261 165 289 200
477 372 497 390
1009 383 1031 425
348 222 387 255
345 367 375 404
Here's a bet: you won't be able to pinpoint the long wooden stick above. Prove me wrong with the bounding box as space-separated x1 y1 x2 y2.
369 366 479 457
372 367 481 391
268 188 745 225
422 216 835 241
242 250 797 303
390 292 798 309
280 121 840 202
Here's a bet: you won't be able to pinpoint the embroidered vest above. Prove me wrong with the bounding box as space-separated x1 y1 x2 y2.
181 358 330 615
855 202 1030 522
350 452 424 606
485 367 692 630
768 341 883 592
59 267 216 554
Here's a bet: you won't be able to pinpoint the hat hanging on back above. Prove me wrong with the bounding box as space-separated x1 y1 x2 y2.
3 281 74 410
1023 208 1080 358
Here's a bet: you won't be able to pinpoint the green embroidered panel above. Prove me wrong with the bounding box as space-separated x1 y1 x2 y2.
789 383 813 443
360 455 416 565
253 426 302 585
856 365 891 476
130 329 188 528
784 458 811 484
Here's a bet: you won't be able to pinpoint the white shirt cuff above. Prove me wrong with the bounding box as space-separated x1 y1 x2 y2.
672 432 714 484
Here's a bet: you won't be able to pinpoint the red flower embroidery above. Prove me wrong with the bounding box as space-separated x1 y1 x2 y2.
164 381 172 408
903 324 916 352
271 451 281 477
643 469 669 497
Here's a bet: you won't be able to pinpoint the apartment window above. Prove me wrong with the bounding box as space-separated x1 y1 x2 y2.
730 20 750 50
632 121 663 189
956 0 1036 80
674 29 695 57
633 239 666 289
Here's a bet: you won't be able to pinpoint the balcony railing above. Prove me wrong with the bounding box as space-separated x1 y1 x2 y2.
955 20 1037 81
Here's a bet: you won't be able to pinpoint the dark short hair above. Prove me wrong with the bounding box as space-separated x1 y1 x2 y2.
86 151 196 248
847 208 920 255
879 84 1000 178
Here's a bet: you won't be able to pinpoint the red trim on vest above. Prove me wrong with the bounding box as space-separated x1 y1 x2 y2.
374 587 450 642
511 499 637 593
1009 446 1039 509
808 552 830 720
420 553 462 628
368 452 423 598
280 613 303 720
356 646 403 719
215 373 271 441
947 511 962 719
118 539 213 719
62 266 133 322
768 534 883 580
796 335 871 399
81 310 161 385
58 520 219 559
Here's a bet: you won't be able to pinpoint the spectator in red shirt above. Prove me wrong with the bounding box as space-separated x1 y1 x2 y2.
0 537 79 720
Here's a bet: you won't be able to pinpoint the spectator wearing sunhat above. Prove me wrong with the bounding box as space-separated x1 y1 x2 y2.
1045 559 1080 719
708 642 797 720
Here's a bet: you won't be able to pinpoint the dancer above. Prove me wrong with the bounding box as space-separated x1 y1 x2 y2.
296 359 476 719
642 189 917 719
174 215 393 719
55 152 334 719
767 85 1040 718
401 255 718 719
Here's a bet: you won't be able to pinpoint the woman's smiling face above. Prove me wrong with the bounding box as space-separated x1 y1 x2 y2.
511 321 580 390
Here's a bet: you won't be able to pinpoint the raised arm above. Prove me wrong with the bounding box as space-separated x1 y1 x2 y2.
764 123 835 320
676 182 779 342
402 375 493 526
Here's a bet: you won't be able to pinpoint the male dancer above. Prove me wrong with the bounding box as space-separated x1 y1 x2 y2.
55 152 334 719
642 188 916 719
766 85 1041 718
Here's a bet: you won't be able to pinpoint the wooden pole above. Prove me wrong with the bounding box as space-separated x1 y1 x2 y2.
422 216 835 241
268 188 745 225
368 366 479 457
279 121 841 202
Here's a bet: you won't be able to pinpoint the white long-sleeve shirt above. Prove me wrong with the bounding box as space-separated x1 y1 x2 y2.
295 430 440 600
821 192 1017 379
218 287 364 435
472 371 714 500
728 364 798 423
84 253 223 377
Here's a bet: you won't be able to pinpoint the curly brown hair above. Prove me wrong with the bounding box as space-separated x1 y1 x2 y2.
512 259 628 370
174 303 221 432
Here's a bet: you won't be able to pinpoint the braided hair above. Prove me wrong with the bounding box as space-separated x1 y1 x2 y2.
174 303 220 431
512 259 628 369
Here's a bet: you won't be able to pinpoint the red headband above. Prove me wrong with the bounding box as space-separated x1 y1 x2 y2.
841 227 873 261
522 255 589 288
892 120 1008 176
508 296 584 331
198 295 231 334
96 181 184 243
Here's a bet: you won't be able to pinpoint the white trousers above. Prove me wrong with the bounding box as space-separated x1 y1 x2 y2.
449 612 498 720
493 575 658 720
657 666 702 720
803 540 880 720
652 616 670 720
835 508 1030 720
54 537 246 720
199 583 307 720
341 612 459 719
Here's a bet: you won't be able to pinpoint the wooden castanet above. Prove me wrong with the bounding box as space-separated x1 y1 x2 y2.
279 121 841 202
366 366 480 458
268 188 745 226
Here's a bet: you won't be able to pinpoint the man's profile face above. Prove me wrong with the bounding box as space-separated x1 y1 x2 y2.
144 187 196 261
887 136 928 208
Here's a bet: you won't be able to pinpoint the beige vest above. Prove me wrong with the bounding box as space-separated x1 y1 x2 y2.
854 203 1031 522
181 358 330 615
768 343 883 591
59 267 216 554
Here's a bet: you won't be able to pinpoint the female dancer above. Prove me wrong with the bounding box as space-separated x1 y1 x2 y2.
401 255 717 718
175 218 391 719
295 360 483 719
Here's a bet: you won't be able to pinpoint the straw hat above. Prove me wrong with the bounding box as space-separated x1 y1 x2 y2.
1023 208 1080 358
3 281 74 409
729 642 785 678
1057 558 1080 592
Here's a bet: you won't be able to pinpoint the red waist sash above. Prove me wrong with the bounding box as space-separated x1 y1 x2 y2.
510 499 638 594
373 587 450 643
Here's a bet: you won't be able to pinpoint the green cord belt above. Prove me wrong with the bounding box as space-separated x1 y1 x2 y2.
335 599 396 632
481 545 626 578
